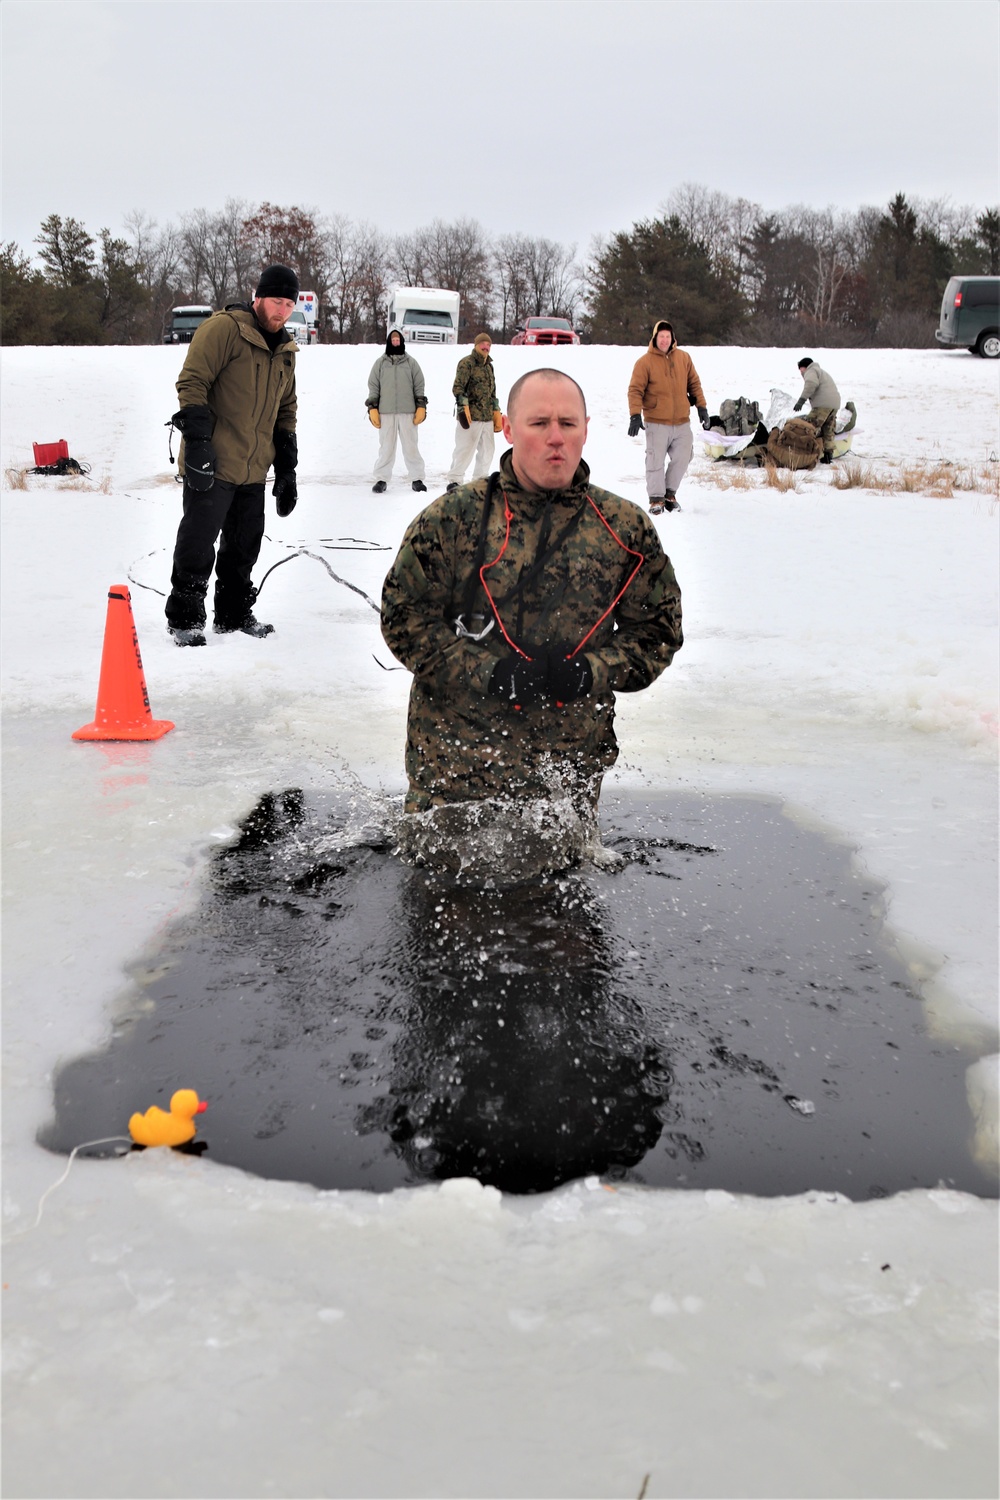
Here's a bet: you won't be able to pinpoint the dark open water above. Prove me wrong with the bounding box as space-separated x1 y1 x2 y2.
39 789 997 1199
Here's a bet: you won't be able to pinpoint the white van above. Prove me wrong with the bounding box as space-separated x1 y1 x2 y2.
387 286 460 345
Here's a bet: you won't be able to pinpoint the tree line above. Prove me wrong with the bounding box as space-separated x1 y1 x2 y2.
1 185 996 348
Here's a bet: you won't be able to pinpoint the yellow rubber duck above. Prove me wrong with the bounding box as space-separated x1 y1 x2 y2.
128 1088 208 1148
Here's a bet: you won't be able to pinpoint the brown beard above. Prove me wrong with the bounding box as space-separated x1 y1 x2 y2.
254 302 290 333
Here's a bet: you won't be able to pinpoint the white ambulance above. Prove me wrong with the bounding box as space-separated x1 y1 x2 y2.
297 291 320 343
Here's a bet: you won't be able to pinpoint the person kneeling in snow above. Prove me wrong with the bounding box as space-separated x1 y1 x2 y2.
164 264 299 647
793 356 841 465
380 368 683 871
366 330 428 495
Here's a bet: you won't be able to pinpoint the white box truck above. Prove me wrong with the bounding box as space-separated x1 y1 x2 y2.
387 286 460 345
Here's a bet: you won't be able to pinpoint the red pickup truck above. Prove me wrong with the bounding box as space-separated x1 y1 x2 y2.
511 317 581 346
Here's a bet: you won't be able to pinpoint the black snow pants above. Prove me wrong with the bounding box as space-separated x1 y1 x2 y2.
165 479 266 629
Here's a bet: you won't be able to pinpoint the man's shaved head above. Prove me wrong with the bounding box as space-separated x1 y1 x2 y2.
506 368 588 421
502 368 590 492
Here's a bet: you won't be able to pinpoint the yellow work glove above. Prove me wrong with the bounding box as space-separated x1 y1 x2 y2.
492 410 504 433
368 408 381 429
413 406 426 426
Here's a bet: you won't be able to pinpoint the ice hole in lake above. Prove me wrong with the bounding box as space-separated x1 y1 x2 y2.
39 788 997 1199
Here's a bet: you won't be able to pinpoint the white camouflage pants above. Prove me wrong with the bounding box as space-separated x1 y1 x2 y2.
373 413 425 483
645 420 693 497
445 420 495 485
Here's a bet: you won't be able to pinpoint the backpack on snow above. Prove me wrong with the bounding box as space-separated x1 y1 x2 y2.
718 396 762 436
766 417 823 470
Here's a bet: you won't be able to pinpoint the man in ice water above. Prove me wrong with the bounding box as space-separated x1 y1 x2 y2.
381 368 683 831
164 264 299 646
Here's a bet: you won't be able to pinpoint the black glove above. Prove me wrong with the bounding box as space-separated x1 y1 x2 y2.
457 405 471 430
184 438 215 491
488 655 548 707
272 428 297 515
547 649 593 704
627 414 644 437
173 405 216 493
793 399 805 412
273 473 297 516
697 406 710 430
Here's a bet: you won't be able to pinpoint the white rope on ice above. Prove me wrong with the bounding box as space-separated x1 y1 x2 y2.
3 1136 132 1243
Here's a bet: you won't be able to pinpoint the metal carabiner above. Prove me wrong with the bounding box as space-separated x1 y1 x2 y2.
452 612 495 642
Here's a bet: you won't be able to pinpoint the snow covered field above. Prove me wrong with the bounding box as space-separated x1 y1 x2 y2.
2 343 998 1498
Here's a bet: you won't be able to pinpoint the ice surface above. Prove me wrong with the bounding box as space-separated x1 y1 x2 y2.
2 344 998 1497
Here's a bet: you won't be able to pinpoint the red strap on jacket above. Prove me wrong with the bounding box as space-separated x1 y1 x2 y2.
478 491 644 661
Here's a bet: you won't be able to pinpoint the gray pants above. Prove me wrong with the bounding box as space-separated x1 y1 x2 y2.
374 413 425 483
645 421 693 497
446 420 495 485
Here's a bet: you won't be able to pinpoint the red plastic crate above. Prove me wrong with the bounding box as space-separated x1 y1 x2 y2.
33 440 69 467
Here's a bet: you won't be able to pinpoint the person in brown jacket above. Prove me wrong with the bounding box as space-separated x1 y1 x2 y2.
627 320 709 514
164 264 299 646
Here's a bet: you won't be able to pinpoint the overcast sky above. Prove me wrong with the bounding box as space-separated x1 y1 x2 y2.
2 0 998 260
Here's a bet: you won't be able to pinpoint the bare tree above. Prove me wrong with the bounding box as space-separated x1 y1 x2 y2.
390 218 493 333
389 227 431 288
323 215 389 342
782 206 854 324
662 183 733 266
241 202 329 297
523 236 579 321
123 210 185 340
179 198 255 306
662 183 762 297
352 220 390 340
493 233 531 338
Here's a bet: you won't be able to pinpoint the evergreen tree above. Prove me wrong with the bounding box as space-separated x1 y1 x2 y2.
865 193 953 319
975 210 1000 274
957 209 1000 275
35 215 97 287
585 215 745 345
0 242 54 344
33 213 102 341
96 229 150 342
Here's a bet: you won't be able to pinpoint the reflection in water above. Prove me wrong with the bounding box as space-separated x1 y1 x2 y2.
361 877 668 1192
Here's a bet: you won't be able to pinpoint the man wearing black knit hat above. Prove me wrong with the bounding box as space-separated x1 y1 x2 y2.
164 264 300 645
792 356 841 465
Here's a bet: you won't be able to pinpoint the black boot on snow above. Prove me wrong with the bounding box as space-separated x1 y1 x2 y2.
372 480 387 493
214 614 274 638
412 479 427 492
821 453 834 464
663 490 681 512
169 626 207 647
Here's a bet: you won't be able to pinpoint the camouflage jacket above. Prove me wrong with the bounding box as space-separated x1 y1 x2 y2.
452 349 499 422
381 451 683 811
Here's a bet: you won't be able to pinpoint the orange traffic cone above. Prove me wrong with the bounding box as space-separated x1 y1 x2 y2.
73 585 174 742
